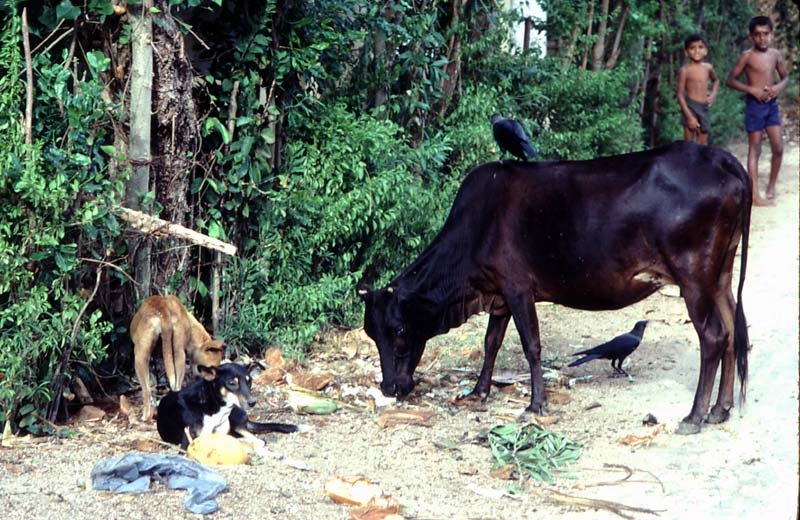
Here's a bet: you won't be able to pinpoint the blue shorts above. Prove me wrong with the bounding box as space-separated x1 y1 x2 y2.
744 95 781 133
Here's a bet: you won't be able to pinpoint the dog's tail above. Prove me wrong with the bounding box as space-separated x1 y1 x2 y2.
246 420 310 434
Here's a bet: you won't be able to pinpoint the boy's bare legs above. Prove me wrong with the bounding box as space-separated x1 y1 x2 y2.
747 130 774 206
764 124 783 200
696 131 709 145
683 127 695 141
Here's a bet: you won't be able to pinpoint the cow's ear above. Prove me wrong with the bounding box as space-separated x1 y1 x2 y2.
357 282 373 301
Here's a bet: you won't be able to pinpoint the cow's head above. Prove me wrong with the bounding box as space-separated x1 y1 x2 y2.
358 283 427 399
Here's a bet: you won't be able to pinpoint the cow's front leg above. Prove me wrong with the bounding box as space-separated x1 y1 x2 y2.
467 313 511 400
505 291 545 414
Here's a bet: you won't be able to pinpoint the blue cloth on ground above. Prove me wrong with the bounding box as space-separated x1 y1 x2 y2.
90 452 227 515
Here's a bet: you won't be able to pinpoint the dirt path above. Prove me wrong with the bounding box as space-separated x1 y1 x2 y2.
0 141 797 520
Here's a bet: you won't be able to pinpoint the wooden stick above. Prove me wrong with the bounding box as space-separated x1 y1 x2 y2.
21 8 33 149
114 206 237 256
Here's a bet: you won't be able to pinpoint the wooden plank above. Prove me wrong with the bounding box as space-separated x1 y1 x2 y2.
114 207 237 256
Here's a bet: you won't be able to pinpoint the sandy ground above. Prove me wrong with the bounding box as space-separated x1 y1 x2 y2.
0 139 797 520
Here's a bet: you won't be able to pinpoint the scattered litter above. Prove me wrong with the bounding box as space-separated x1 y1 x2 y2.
375 409 435 429
287 387 338 415
365 386 397 408
584 402 602 411
91 452 227 515
566 375 594 388
491 371 530 385
326 477 378 505
619 424 665 447
465 483 520 500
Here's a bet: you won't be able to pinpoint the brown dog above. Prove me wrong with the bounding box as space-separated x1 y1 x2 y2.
131 295 225 420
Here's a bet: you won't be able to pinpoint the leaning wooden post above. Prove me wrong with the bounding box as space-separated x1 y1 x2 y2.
212 251 222 335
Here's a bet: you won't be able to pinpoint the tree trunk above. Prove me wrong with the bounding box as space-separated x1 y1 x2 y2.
126 0 153 301
591 0 610 71
562 18 582 67
580 0 595 69
605 5 629 69
436 0 463 117
151 0 199 294
694 0 705 28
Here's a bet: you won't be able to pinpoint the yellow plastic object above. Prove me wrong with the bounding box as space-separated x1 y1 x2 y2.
187 433 250 465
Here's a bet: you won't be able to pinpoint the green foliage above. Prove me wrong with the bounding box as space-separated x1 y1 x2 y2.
537 63 643 158
0 4 121 431
220 102 449 349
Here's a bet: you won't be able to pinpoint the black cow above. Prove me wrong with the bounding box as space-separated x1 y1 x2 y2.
359 141 751 435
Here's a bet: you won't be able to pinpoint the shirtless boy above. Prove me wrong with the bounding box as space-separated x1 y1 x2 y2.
677 34 719 144
726 16 789 206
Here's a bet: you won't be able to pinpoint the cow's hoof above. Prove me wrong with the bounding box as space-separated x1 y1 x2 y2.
706 406 730 424
456 390 488 402
525 403 546 415
676 419 702 435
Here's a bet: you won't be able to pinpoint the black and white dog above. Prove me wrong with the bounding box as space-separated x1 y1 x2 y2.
156 363 303 449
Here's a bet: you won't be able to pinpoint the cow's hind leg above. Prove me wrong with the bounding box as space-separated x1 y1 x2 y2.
707 288 736 424
677 284 728 435
465 313 511 401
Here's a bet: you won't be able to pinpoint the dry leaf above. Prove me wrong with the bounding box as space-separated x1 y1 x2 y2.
490 464 515 480
77 405 106 423
375 409 435 429
264 347 286 368
255 366 286 386
545 389 572 405
325 477 384 506
349 498 402 520
529 415 559 426
119 394 138 424
132 438 161 453
619 425 665 447
288 371 334 391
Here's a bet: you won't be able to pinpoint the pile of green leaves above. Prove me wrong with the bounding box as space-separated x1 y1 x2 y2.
488 423 582 483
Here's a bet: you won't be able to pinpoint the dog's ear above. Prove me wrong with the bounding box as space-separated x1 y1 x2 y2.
198 365 217 381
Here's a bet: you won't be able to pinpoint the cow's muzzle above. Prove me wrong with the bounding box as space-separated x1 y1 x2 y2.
380 377 414 398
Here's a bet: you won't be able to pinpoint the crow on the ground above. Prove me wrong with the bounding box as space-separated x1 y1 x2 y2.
568 320 648 377
490 114 537 161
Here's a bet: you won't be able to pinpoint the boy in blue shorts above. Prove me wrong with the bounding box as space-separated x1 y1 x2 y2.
726 16 789 206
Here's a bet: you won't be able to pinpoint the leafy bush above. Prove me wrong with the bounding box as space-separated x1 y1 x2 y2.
0 7 119 430
220 102 450 351
537 63 643 158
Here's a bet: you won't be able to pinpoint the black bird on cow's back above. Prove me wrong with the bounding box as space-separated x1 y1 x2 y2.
490 113 538 161
568 320 648 377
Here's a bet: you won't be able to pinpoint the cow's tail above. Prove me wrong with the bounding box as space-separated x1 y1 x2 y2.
732 156 751 408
